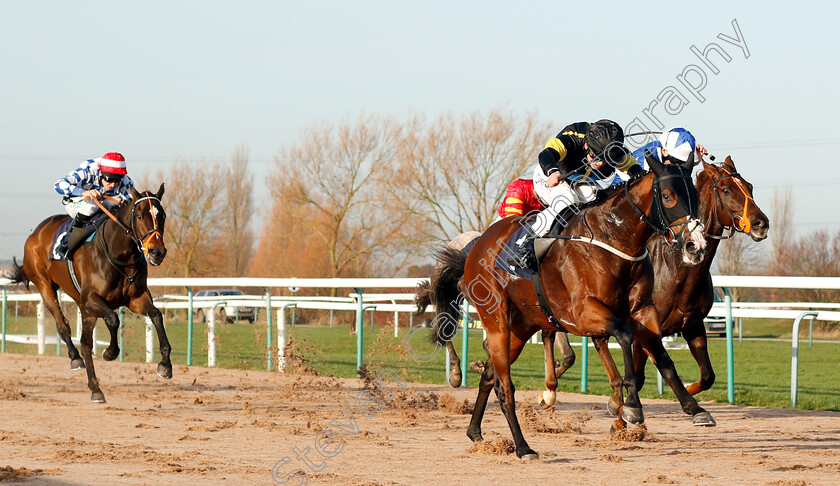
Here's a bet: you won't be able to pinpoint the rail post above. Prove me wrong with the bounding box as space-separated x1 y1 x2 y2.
145 316 154 363
791 311 818 408
724 287 734 403
580 337 589 392
355 288 364 377
118 307 124 362
461 298 469 387
265 288 273 371
1 286 6 352
186 286 194 366
37 300 46 355
277 304 296 372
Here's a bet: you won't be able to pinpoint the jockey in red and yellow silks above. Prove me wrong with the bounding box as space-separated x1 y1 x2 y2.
497 178 545 219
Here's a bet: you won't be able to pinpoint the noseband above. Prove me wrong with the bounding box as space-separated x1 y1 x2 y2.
707 171 755 240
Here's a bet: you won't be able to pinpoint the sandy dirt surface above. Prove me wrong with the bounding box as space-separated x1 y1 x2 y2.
0 353 838 485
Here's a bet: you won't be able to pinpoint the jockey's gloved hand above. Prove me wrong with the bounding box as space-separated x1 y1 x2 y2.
627 164 644 176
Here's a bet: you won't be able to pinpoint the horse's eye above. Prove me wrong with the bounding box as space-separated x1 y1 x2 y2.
722 187 730 195
137 214 143 220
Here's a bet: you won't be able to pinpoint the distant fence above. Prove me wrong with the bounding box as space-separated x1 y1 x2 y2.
2 275 839 406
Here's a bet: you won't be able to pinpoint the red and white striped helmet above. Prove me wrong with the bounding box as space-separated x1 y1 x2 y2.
98 152 127 175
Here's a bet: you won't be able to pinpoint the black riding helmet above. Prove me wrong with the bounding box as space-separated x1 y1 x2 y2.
585 119 630 166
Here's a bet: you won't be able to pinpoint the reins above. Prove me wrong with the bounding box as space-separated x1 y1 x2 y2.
84 193 164 281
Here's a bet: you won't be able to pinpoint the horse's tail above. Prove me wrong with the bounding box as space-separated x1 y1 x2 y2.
417 246 468 347
9 257 30 290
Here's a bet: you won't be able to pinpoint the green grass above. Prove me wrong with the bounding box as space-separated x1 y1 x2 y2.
2 313 838 411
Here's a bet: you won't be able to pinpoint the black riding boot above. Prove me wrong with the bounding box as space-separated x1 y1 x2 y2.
507 235 538 271
64 214 94 261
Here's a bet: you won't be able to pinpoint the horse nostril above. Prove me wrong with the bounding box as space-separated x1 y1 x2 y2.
686 241 697 253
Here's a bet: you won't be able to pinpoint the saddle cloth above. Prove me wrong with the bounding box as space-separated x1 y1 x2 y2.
49 213 107 262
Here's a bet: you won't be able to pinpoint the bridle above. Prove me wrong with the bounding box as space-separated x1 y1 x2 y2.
706 170 755 240
89 194 164 280
626 164 699 249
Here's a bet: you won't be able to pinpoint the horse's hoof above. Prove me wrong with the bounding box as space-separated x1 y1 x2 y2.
102 348 119 361
466 430 483 442
539 390 556 410
607 396 621 417
692 411 717 426
70 359 86 370
518 450 540 461
91 392 106 403
469 361 485 374
448 370 462 388
156 364 173 379
621 406 644 425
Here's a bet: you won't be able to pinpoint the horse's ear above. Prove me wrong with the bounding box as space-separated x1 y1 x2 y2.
701 160 715 172
130 186 141 200
724 156 737 171
156 183 165 200
646 150 665 177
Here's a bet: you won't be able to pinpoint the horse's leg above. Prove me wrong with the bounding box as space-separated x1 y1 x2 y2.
592 337 624 417
633 306 716 426
77 311 105 402
444 340 462 388
553 331 576 379
680 321 715 395
466 359 496 442
81 294 121 362
485 315 538 460
129 292 172 379
577 299 643 425
36 281 84 369
539 330 558 409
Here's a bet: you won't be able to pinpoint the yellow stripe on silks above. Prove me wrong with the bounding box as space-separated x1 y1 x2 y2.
561 130 586 138
505 208 523 215
505 197 523 205
544 138 568 160
616 153 639 172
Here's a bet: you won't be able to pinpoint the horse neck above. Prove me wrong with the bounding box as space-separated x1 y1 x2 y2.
100 205 137 258
589 173 658 256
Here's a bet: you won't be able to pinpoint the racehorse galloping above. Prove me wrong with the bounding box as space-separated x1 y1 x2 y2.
11 185 170 403
579 156 769 416
423 158 708 460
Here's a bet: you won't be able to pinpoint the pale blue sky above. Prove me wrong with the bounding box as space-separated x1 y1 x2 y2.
2 1 839 261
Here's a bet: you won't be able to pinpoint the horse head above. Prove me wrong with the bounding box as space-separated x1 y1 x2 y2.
128 183 167 266
700 156 769 242
646 154 707 264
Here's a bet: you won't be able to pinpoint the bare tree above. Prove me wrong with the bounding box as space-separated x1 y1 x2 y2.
219 145 254 276
769 185 794 275
713 233 764 301
154 159 226 277
389 107 549 246
266 115 404 279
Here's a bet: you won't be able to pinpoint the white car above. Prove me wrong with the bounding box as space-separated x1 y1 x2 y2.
194 289 259 323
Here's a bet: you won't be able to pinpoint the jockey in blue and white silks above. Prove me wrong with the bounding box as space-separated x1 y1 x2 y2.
54 152 135 260
632 128 705 171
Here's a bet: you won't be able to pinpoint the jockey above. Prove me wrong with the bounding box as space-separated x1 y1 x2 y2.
495 178 545 221
632 127 706 170
508 119 644 270
54 152 135 260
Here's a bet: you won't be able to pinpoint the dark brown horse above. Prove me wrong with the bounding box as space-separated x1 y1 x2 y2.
11 185 170 402
421 159 709 459
577 157 769 417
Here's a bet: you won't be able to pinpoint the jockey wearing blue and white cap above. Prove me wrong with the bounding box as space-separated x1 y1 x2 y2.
632 128 706 170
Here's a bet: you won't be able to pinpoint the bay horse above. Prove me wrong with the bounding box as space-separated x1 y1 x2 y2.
11 185 170 403
542 156 769 418
422 158 708 460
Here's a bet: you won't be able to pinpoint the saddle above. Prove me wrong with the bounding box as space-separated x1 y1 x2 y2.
50 213 107 262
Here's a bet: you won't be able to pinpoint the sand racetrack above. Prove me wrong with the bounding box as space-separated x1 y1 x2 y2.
0 352 838 485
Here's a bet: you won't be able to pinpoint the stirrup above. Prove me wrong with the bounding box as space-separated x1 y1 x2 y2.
507 247 536 270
